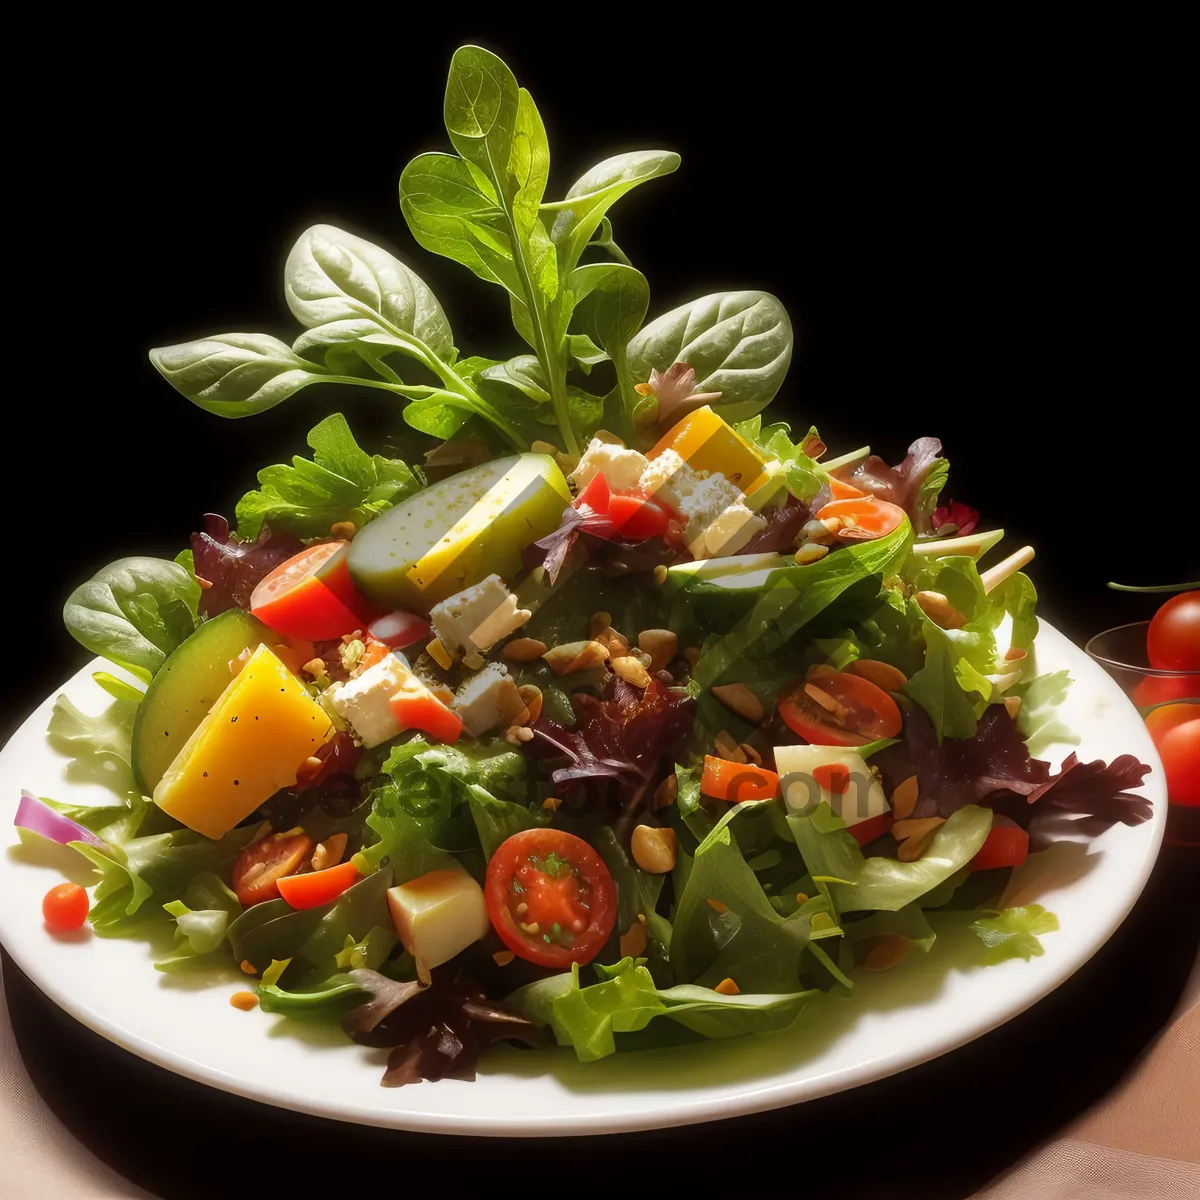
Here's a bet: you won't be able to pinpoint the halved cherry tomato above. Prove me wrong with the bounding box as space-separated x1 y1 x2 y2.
389 681 462 744
969 823 1029 872
1132 673 1200 708
251 542 374 640
701 756 780 801
815 497 907 541
43 882 89 931
232 829 314 908
277 860 361 910
1147 591 1200 672
828 476 867 500
574 472 611 513
608 492 672 540
368 610 432 649
778 670 903 745
485 828 617 968
848 812 894 847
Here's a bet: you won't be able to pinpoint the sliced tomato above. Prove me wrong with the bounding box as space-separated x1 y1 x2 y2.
815 497 907 541
574 472 611 513
485 828 617 968
232 829 313 908
848 812 894 847
368 610 432 649
251 542 373 640
277 860 360 910
389 680 462 744
778 670 903 744
828 476 867 500
1147 591 1200 672
608 492 672 540
969 823 1029 872
701 756 780 802
42 882 89 931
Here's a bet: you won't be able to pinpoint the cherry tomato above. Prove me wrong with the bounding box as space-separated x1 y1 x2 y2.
1153 714 1200 807
251 542 374 640
1132 673 1200 708
608 492 672 540
368 610 432 649
277 860 361 910
969 823 1030 872
1147 591 1200 672
574 472 611 513
778 670 903 745
42 882 89 931
232 830 314 908
848 812 894 847
485 829 617 968
814 497 907 541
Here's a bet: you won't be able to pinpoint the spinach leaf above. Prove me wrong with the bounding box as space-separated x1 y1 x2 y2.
63 557 200 682
149 334 333 419
627 291 793 423
234 413 420 539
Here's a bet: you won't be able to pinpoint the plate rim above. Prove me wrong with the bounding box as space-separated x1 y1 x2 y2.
0 620 1166 1136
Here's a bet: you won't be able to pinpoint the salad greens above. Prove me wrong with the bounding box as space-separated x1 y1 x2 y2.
19 42 1153 1091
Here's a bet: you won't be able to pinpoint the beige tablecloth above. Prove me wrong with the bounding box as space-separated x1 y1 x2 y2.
3 955 1198 1200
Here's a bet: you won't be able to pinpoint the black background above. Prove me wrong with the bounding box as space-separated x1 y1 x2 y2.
4 23 1197 1198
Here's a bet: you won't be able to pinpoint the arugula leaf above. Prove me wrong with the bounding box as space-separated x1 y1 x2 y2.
506 956 813 1063
234 413 420 539
627 291 793 423
63 557 199 683
970 904 1060 963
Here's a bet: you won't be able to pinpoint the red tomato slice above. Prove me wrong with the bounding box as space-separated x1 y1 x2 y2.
368 610 432 649
700 756 780 801
778 671 903 744
232 830 314 908
1157 717 1200 806
608 492 671 540
277 860 361 910
42 882 89 931
574 473 611 513
1147 591 1200 672
848 812 894 847
969 824 1029 871
485 828 617 968
251 542 372 640
815 497 907 541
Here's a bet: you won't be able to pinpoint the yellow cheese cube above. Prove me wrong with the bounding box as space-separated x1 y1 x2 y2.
154 643 334 839
387 868 490 971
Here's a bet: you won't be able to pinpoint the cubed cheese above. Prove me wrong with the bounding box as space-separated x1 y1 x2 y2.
429 574 530 662
387 867 491 971
328 651 414 748
676 473 767 558
638 448 703 510
571 438 649 492
773 744 890 827
454 662 526 736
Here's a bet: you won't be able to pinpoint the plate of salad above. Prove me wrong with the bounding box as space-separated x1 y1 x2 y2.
0 45 1164 1136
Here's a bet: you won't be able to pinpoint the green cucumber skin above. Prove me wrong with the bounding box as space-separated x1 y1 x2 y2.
131 609 272 794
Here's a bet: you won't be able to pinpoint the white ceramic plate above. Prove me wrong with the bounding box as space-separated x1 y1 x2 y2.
0 621 1164 1136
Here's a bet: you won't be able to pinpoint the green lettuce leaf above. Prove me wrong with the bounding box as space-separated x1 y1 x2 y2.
971 904 1060 963
1013 670 1078 758
787 802 993 914
506 956 814 1062
256 958 367 1017
46 693 141 801
156 872 242 971
63 557 200 683
235 413 421 539
734 416 822 502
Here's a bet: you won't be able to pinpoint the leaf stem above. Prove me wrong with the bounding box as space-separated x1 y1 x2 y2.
1107 580 1200 593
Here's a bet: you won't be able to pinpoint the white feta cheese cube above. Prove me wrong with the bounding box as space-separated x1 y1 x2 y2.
387 867 490 971
429 574 531 661
773 745 890 827
695 499 767 557
674 472 766 557
454 662 526 736
639 449 703 510
571 438 649 493
328 652 414 748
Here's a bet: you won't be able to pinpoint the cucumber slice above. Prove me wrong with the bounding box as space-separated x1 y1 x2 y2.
665 552 792 596
132 608 272 793
348 453 570 610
